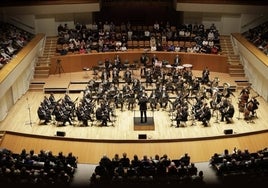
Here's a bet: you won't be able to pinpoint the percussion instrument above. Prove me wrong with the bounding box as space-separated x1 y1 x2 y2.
183 64 193 70
165 64 172 68
176 66 184 70
155 60 162 67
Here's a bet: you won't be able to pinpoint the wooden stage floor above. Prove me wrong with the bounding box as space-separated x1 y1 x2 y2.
1 69 267 141
0 69 268 164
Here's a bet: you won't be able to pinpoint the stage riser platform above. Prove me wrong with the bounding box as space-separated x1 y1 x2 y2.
133 117 155 131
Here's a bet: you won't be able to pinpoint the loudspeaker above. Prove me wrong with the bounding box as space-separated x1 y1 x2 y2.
224 129 233 135
138 134 147 139
56 131 66 136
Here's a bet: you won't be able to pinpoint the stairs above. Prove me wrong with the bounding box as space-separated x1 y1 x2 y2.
0 131 5 144
220 35 251 90
29 36 58 91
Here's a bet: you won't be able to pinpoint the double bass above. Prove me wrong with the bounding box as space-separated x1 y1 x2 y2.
244 94 259 120
238 86 251 113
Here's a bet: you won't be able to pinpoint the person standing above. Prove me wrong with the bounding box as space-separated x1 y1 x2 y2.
140 53 149 76
138 93 148 123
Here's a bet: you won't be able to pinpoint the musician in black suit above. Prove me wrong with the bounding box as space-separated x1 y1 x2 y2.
140 53 149 76
201 66 210 85
222 101 235 124
138 94 148 123
175 105 188 127
200 103 211 127
37 103 51 125
173 54 181 67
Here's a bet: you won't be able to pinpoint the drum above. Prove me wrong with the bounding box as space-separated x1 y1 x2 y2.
176 66 184 70
155 60 162 68
183 64 193 70
165 64 172 69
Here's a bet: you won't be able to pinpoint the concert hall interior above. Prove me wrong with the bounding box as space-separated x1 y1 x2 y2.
0 1 268 187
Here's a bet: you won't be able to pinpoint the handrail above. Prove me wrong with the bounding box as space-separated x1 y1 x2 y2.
232 33 268 67
0 34 45 85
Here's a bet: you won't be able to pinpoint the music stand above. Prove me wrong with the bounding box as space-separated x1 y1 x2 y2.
25 97 34 126
54 59 64 75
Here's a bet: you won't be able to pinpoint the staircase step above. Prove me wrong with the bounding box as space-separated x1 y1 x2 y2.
229 68 245 74
29 87 44 91
35 65 50 70
228 54 240 58
0 131 5 138
233 77 249 82
34 74 49 78
29 82 44 91
29 83 44 88
230 73 245 77
228 60 241 64
35 69 49 74
30 78 46 84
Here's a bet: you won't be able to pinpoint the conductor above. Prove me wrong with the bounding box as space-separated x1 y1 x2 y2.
138 93 148 123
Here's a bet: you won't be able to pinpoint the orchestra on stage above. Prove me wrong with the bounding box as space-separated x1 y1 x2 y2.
37 54 260 127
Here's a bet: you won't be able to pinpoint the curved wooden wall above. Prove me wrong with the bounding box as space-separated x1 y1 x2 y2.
50 51 228 74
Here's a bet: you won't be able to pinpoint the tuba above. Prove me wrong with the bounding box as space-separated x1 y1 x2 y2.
211 77 220 88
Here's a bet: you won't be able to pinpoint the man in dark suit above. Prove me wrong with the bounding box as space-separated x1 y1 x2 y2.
138 93 148 123
173 54 181 67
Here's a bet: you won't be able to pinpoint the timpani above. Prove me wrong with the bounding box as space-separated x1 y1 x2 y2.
183 64 193 71
175 66 184 70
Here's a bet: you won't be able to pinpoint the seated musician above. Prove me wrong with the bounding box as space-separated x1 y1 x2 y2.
87 79 96 93
165 78 174 94
221 83 235 98
149 90 159 111
220 100 235 124
191 76 201 96
132 78 142 94
76 103 93 126
64 93 75 107
53 104 73 126
245 96 259 118
175 105 188 128
145 68 153 87
159 86 169 109
37 103 51 125
114 91 124 111
101 69 110 82
126 90 136 111
201 66 210 85
108 83 118 99
239 86 250 104
110 67 119 87
95 106 103 121
43 95 53 110
101 108 110 126
48 93 57 108
124 68 132 84
199 103 211 127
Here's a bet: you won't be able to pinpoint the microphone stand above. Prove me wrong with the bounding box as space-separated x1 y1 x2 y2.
25 97 34 126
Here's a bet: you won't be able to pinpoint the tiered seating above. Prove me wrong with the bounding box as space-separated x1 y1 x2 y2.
0 22 35 70
89 152 205 186
242 21 268 55
56 21 221 55
209 147 268 185
0 148 77 187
